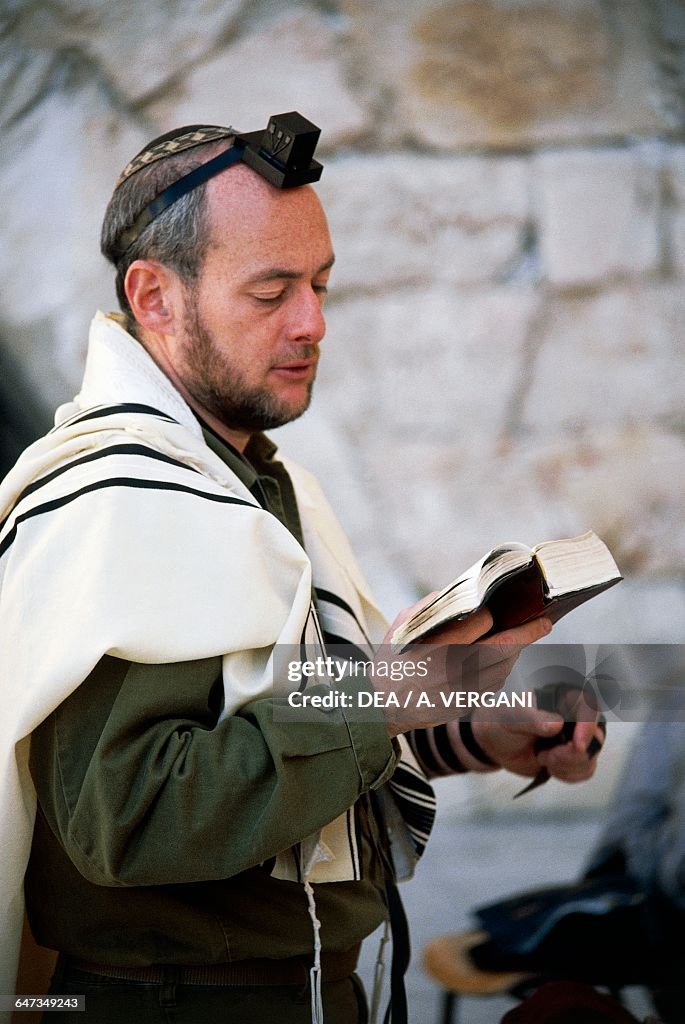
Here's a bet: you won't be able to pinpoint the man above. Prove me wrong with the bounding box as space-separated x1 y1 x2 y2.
0 120 602 1024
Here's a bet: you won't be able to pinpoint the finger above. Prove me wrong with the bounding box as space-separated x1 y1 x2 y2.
540 749 598 783
480 615 552 648
390 590 442 631
573 720 607 757
428 606 494 646
539 740 600 773
474 706 565 738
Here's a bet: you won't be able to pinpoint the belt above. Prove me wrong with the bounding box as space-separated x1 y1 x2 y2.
67 945 360 987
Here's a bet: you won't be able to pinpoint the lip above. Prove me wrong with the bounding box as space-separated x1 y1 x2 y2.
270 358 318 379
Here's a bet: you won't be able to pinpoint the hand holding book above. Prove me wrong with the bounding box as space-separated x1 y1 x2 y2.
391 531 622 652
377 530 619 789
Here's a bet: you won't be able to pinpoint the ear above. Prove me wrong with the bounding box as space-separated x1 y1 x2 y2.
124 259 183 337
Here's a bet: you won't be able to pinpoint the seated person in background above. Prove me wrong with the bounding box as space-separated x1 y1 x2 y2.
468 710 685 1024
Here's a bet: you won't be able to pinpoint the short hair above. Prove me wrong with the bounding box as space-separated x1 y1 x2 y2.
100 134 234 335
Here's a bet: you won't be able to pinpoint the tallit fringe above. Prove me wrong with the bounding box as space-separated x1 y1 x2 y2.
304 878 324 1024
369 919 390 1024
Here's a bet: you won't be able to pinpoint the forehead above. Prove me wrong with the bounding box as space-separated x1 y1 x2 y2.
203 164 332 270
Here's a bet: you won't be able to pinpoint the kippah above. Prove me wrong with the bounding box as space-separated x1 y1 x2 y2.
115 124 235 188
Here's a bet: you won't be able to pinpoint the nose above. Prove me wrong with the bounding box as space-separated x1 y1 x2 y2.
287 285 326 345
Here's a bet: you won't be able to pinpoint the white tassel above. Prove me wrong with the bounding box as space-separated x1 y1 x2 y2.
369 919 390 1024
304 878 324 1024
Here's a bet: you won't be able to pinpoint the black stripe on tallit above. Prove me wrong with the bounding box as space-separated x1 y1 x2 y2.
0 443 203 535
50 403 179 433
321 633 370 664
0 477 256 560
315 587 372 644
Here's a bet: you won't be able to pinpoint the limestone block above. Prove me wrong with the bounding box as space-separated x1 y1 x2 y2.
668 146 685 276
8 0 245 102
0 85 146 406
144 10 370 151
525 429 685 579
341 0 670 149
318 285 540 444
360 434 561 594
534 148 661 286
354 426 684 606
521 285 683 430
316 154 530 290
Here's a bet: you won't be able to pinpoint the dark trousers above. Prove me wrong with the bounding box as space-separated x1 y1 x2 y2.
45 962 369 1023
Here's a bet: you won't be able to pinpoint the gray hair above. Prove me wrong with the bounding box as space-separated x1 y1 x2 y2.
100 138 232 335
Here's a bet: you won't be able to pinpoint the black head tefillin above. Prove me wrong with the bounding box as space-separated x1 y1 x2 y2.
112 111 323 258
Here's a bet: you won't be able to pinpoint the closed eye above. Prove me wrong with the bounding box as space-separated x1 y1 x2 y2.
252 291 285 304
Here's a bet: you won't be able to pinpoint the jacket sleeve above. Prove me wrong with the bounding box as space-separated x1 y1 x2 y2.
29 654 398 887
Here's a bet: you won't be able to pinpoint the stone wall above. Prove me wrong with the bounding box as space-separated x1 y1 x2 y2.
2 0 684 641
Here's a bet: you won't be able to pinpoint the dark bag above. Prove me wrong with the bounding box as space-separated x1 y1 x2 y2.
474 876 642 956
469 877 661 987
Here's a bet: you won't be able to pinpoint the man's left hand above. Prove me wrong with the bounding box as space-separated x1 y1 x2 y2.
467 690 605 783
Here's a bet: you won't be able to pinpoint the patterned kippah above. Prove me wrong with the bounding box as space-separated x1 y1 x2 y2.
115 124 236 188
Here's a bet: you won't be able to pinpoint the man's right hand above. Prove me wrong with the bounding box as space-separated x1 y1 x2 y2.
374 605 552 737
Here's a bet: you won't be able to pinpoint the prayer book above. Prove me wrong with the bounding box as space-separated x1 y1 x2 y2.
391 531 622 650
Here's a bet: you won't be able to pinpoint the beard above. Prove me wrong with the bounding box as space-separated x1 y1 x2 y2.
179 294 316 433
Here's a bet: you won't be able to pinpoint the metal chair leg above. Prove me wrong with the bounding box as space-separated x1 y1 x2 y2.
441 990 458 1024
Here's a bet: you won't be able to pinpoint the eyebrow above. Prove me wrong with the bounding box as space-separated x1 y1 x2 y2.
247 255 335 285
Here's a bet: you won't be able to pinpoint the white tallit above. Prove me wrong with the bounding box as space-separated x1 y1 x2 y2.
0 312 433 1003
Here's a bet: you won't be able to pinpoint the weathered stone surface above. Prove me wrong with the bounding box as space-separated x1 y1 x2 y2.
319 285 540 442
523 429 685 579
0 84 145 406
343 427 685 605
341 0 671 149
317 154 530 290
521 284 684 431
668 145 685 276
534 148 661 286
8 0 246 102
655 0 685 127
0 37 58 132
144 9 371 151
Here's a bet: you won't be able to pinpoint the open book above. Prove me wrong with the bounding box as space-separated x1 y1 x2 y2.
391 531 622 651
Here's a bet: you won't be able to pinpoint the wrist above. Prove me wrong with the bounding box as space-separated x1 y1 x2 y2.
448 716 501 773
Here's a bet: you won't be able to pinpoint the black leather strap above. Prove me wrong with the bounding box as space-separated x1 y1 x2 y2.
432 724 468 773
459 716 498 766
113 143 245 257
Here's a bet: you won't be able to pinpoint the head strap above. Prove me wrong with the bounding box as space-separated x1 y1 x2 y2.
110 112 323 260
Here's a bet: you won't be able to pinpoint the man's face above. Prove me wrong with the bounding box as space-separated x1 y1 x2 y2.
173 165 334 435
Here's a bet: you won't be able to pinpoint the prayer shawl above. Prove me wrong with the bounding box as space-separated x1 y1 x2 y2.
0 312 435 1000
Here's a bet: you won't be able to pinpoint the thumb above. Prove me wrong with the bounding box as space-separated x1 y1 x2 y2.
501 707 565 738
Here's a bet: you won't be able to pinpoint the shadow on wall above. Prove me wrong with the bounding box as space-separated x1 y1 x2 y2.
0 342 52 481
